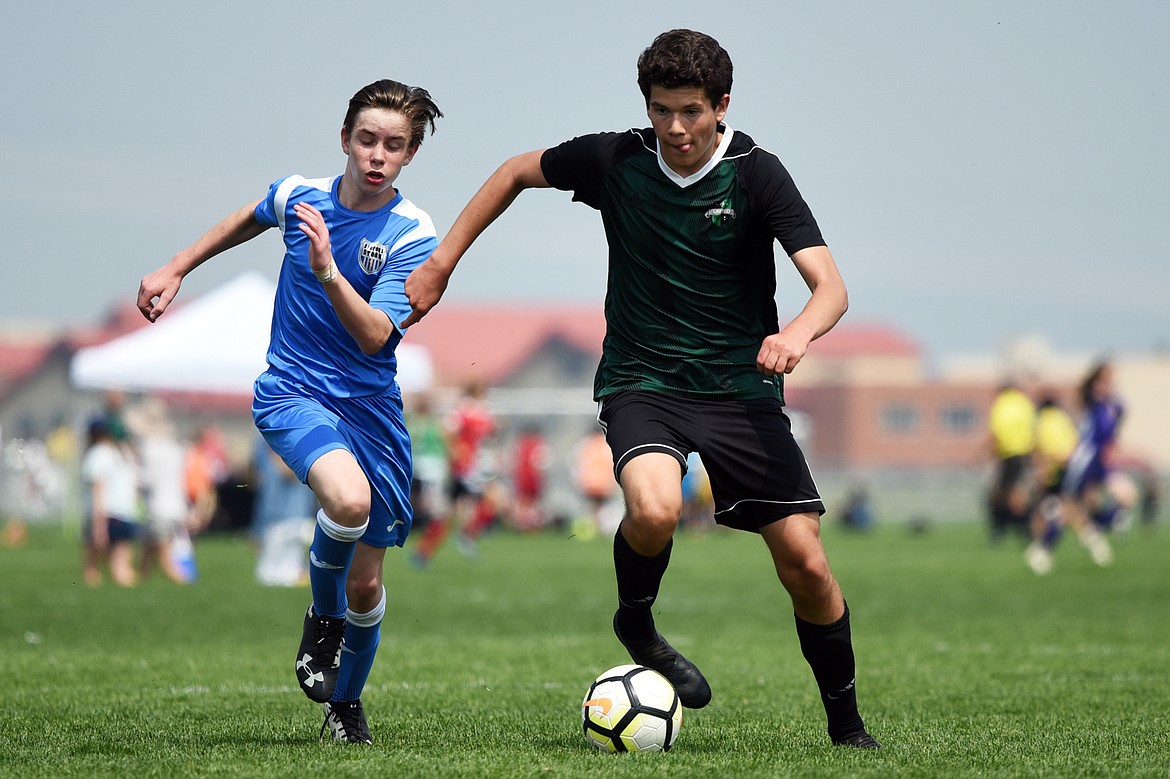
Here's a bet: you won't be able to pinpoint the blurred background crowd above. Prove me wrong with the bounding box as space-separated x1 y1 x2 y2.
0 276 1166 585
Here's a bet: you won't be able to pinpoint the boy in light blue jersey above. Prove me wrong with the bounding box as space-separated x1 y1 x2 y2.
137 79 443 744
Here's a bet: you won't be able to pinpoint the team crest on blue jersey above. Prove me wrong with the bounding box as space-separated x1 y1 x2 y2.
359 238 388 274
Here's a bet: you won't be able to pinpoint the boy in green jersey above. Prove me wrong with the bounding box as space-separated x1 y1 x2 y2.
404 29 876 748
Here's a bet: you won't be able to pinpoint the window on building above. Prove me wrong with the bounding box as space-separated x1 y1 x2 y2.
939 404 979 435
881 404 920 434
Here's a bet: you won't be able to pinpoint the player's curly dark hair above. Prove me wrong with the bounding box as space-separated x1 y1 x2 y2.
344 79 443 148
636 29 733 108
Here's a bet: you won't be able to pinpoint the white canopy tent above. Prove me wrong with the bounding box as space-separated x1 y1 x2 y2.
70 271 433 395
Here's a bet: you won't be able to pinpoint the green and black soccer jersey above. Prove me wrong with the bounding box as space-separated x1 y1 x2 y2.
540 126 825 402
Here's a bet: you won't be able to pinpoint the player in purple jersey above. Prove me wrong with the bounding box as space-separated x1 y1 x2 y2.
1065 361 1137 533
137 80 442 744
404 30 877 749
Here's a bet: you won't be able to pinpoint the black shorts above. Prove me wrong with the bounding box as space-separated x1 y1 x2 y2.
995 455 1031 493
1042 465 1067 497
448 476 480 502
597 390 824 532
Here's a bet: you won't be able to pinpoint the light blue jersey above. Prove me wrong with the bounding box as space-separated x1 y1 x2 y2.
253 174 436 398
250 174 434 548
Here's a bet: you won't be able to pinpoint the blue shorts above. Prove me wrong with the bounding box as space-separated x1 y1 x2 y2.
252 370 413 548
83 515 140 545
1064 457 1107 499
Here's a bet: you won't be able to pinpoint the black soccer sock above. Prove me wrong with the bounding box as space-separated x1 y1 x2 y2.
613 529 672 642
794 602 866 739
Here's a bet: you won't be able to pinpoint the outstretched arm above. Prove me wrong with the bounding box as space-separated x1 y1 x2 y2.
137 202 269 321
756 244 849 377
402 149 549 327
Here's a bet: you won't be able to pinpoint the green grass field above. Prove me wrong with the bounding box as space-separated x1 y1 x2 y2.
3 517 1168 778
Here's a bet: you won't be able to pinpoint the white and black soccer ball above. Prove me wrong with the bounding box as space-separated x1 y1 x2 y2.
581 664 683 752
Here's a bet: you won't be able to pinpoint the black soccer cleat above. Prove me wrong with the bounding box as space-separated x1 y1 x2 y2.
295 605 347 703
832 729 881 749
613 612 712 709
321 699 373 744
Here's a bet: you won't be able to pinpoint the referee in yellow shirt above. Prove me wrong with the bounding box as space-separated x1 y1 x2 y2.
988 383 1036 541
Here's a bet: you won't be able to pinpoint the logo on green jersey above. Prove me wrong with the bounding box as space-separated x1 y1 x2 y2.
704 199 737 226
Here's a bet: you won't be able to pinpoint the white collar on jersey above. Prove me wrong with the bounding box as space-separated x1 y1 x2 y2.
655 124 735 188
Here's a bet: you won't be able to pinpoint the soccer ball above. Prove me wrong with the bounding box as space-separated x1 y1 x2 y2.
581 664 682 752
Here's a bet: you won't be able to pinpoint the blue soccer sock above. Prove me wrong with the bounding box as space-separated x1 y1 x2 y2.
334 586 386 703
1042 519 1063 548
309 509 367 619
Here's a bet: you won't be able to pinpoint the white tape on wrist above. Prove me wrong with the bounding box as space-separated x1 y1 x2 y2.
313 260 339 284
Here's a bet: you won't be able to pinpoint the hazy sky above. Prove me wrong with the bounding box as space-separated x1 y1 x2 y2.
2 1 1167 363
